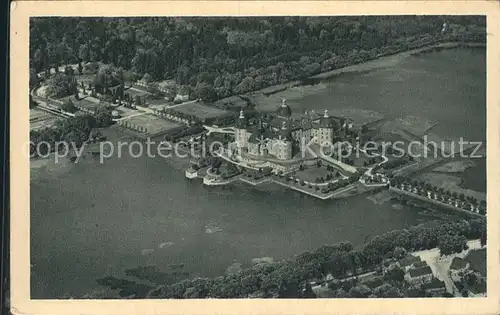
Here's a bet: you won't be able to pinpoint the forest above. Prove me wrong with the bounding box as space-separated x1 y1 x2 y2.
30 16 486 102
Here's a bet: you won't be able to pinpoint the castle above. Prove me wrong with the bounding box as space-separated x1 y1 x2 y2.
233 100 342 161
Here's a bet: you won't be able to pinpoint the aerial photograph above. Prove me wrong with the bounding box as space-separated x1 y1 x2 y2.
29 16 486 299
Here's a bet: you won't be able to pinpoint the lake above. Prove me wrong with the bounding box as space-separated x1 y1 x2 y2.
30 48 486 298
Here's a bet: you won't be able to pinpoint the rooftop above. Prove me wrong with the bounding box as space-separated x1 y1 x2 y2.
465 248 486 277
399 255 421 267
413 260 428 269
408 266 433 278
422 278 446 291
450 257 468 270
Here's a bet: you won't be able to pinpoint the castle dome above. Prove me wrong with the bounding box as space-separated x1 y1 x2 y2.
276 99 292 118
236 109 248 128
319 109 338 128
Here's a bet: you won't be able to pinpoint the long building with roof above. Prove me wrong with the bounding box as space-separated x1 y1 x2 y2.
234 99 342 161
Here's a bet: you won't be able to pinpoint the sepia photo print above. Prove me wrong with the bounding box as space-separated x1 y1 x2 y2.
10 2 500 314
27 15 488 300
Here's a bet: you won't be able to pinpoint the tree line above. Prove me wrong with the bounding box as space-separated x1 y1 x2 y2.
390 176 486 215
30 16 485 102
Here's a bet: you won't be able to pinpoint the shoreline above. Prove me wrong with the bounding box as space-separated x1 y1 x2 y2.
240 41 484 112
309 41 485 81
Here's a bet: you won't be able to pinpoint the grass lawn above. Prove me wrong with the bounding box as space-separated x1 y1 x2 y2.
145 97 171 106
388 115 437 136
433 160 476 173
125 114 184 136
294 166 338 183
173 102 229 120
215 96 250 110
353 155 377 167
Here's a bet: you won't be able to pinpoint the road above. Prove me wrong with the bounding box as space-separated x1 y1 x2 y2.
412 239 483 296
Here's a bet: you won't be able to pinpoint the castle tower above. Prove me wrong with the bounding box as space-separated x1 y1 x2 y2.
276 98 292 118
317 109 334 146
277 121 293 160
235 109 249 148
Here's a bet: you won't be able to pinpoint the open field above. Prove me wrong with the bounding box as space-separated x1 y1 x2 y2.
124 114 184 136
381 118 479 157
433 160 476 173
415 172 486 201
173 101 229 120
387 116 437 136
251 88 384 126
75 98 104 112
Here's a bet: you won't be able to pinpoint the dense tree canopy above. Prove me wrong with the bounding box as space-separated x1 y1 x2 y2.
30 16 485 101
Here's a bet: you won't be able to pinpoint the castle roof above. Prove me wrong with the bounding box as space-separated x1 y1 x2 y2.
276 99 292 118
277 121 292 140
248 134 262 144
248 124 274 143
319 110 338 128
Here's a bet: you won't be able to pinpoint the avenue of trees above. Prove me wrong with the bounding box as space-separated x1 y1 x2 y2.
389 176 486 215
95 218 485 298
30 16 485 102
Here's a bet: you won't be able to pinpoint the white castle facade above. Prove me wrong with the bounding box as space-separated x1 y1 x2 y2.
233 100 341 161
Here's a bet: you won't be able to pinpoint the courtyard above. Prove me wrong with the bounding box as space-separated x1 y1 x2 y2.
121 114 184 137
